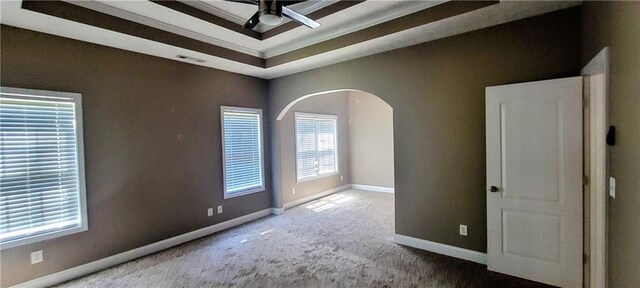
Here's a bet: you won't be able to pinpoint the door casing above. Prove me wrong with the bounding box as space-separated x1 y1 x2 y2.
581 47 610 288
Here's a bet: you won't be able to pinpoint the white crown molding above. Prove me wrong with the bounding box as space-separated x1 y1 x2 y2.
2 0 582 79
0 1 269 78
65 0 447 60
68 0 265 58
394 234 488 265
10 208 275 288
180 0 249 26
262 0 445 58
262 0 582 79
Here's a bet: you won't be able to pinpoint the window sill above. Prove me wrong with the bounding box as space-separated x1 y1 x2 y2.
0 225 87 250
224 186 265 199
296 171 339 184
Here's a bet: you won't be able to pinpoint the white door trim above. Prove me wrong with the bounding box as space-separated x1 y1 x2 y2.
581 47 610 288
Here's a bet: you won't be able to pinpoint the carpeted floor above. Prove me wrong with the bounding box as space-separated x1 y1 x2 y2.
57 190 553 288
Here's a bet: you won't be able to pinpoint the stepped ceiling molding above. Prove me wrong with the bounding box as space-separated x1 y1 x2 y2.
1 0 582 79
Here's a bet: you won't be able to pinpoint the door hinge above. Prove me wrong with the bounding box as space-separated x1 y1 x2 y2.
583 176 590 186
583 253 589 264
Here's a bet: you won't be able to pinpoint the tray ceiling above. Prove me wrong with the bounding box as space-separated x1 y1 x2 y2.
0 0 582 79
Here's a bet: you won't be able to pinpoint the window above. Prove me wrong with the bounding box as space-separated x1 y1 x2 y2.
0 87 87 249
295 113 338 182
221 106 264 199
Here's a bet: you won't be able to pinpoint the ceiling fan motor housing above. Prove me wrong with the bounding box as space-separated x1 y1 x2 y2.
259 0 283 25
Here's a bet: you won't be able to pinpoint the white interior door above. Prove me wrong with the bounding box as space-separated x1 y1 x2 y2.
486 77 583 287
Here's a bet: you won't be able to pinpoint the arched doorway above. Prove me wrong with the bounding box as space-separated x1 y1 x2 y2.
271 89 394 219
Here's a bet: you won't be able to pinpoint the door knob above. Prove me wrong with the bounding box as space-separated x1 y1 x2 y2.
489 186 499 192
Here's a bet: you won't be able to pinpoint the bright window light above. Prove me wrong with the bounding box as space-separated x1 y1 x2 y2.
0 87 88 249
221 106 265 199
295 113 338 182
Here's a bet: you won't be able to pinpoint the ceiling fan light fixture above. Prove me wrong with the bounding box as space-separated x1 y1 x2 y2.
258 12 282 26
229 0 320 29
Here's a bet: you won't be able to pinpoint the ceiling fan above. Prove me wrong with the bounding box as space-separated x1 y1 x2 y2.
224 0 320 29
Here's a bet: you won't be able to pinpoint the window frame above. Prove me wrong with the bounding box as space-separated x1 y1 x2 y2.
0 86 88 250
294 112 339 183
220 106 265 199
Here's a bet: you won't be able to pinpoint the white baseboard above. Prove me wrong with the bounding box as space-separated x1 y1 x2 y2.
394 234 487 265
271 207 285 215
351 184 394 193
282 184 351 210
12 208 274 288
280 184 393 211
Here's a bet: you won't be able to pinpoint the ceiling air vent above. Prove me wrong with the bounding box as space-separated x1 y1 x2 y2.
177 55 206 63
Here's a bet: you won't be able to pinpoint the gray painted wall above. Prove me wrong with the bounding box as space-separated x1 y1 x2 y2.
348 91 394 188
0 25 272 287
580 2 640 287
5 4 630 287
269 8 581 252
279 91 351 204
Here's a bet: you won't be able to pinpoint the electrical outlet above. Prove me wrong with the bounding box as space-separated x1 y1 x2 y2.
341 175 343 181
459 225 468 236
31 250 43 264
292 188 296 195
207 208 213 217
217 205 223 214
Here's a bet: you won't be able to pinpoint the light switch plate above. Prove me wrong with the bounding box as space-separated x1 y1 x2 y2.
207 208 213 217
292 188 296 195
459 225 468 236
609 177 616 198
31 250 43 264
217 205 223 214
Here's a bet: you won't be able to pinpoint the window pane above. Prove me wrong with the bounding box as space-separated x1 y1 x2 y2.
295 118 317 180
0 95 83 244
295 114 337 181
222 108 264 197
316 119 337 174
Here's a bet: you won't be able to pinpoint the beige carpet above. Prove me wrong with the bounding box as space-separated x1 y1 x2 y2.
57 190 552 288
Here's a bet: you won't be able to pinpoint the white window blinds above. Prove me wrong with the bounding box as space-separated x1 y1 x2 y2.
0 88 87 249
295 113 338 182
221 106 264 198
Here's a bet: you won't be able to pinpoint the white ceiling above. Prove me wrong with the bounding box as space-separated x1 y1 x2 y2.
0 0 582 79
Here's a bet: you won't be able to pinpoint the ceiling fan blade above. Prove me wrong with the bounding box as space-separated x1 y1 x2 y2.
282 6 320 29
243 11 261 29
224 0 258 5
